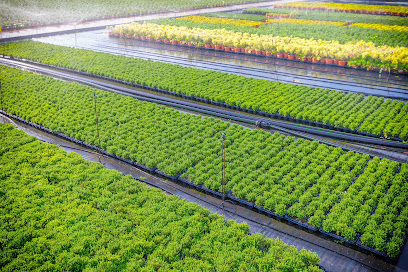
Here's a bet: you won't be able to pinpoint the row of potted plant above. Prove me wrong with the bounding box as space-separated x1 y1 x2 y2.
1 122 325 271
265 18 347 27
184 15 347 27
157 17 407 47
201 12 268 21
3 40 408 140
351 22 408 32
243 8 408 26
176 15 261 27
199 13 407 32
109 22 408 72
275 3 408 16
113 32 350 65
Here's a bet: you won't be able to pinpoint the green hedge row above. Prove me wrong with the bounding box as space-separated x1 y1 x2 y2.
243 7 408 26
152 17 408 48
1 41 407 140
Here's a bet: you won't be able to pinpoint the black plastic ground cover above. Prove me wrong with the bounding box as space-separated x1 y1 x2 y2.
3 56 408 148
1 109 404 262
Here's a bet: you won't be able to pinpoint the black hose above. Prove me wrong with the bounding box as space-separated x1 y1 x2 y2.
257 121 408 149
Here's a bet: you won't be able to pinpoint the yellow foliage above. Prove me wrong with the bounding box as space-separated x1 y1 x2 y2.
278 2 408 14
267 18 346 27
112 22 408 68
176 15 261 27
351 23 408 32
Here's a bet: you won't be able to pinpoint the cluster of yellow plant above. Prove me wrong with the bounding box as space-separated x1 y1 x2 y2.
176 15 261 27
111 22 408 68
265 13 289 18
267 18 346 27
278 2 408 14
178 16 346 28
351 23 408 32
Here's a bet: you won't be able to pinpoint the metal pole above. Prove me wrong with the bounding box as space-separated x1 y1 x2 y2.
222 132 226 219
94 93 102 162
75 25 77 48
386 67 390 99
124 37 127 56
0 81 3 112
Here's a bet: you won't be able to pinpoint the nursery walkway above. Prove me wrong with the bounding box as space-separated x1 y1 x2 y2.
0 0 299 41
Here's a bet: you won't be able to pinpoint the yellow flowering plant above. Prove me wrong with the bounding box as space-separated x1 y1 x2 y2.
110 22 408 71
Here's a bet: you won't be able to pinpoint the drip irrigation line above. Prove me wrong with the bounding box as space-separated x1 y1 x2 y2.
67 40 408 99
2 58 408 156
259 122 398 160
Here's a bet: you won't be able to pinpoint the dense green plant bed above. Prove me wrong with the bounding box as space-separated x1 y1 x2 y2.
201 12 269 21
2 65 408 257
0 0 262 29
0 123 322 271
1 41 408 140
243 8 408 26
151 18 408 48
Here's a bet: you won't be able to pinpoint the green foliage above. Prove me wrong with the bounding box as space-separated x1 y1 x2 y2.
243 7 408 26
1 41 408 139
2 65 408 257
0 123 322 271
201 12 268 21
152 17 408 47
